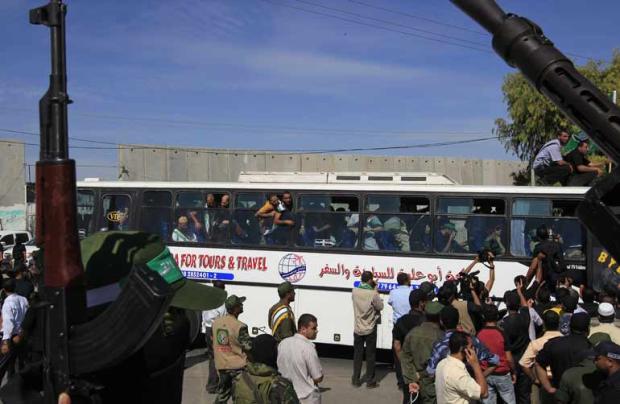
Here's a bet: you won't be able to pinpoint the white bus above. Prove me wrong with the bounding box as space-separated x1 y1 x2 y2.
76 177 590 349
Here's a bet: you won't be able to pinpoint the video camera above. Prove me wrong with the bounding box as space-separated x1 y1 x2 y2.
458 270 481 301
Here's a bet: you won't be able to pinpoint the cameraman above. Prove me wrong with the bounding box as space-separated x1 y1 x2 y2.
463 251 496 301
525 225 566 293
439 271 483 335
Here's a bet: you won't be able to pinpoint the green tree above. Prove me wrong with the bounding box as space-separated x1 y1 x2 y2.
495 51 620 179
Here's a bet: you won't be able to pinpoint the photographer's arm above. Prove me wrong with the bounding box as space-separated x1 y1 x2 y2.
470 281 482 307
515 279 528 307
485 263 495 294
526 252 545 285
462 256 479 275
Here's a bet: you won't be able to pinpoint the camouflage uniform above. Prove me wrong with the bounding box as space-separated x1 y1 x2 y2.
213 310 253 404
233 362 300 404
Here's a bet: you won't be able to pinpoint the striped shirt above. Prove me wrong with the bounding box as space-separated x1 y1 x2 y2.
533 139 563 170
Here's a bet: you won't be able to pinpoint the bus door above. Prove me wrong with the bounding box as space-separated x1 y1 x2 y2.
99 192 134 232
77 189 96 239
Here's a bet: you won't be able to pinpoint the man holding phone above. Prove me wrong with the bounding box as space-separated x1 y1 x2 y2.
433 331 489 404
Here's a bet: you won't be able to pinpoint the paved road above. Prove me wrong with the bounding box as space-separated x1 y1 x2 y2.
183 349 403 404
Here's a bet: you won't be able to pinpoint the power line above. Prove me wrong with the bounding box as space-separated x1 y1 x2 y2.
0 134 497 155
292 0 488 47
347 0 487 35
260 0 492 53
0 122 489 138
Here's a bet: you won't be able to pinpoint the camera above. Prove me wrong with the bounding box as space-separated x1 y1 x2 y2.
477 248 493 263
458 270 481 301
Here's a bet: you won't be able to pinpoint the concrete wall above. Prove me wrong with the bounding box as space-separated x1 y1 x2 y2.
0 140 26 229
118 144 527 185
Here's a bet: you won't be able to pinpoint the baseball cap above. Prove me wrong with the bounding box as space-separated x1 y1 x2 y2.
598 302 615 317
425 301 444 316
441 222 456 231
589 332 612 346
81 231 227 311
419 281 436 299
225 295 246 310
278 281 295 296
586 340 620 361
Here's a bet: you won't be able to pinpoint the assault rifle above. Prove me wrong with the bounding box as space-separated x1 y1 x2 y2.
451 0 620 271
14 1 175 402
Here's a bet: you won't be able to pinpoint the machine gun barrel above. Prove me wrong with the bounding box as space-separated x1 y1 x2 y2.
451 0 620 164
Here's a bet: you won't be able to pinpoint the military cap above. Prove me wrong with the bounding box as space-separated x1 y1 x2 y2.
278 281 295 296
225 295 246 310
425 301 444 316
81 231 226 311
587 340 620 362
589 332 612 346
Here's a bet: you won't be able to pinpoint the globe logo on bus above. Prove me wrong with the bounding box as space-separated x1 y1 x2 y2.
278 253 306 283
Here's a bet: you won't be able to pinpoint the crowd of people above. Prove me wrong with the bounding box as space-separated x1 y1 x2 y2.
0 240 38 383
533 131 607 186
201 244 620 404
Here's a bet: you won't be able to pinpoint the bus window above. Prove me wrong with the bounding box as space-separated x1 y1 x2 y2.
77 190 95 238
101 194 130 232
231 192 263 246
204 192 231 244
510 198 585 260
139 191 172 241
435 198 506 256
363 195 430 252
173 191 203 243
297 195 359 249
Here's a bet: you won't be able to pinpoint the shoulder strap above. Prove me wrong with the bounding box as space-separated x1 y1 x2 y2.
241 371 266 404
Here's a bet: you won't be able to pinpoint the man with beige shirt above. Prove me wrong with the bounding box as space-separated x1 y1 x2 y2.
589 303 620 344
352 271 384 388
518 310 562 404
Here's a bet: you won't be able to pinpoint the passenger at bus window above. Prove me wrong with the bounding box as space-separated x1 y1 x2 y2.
203 193 216 238
281 192 293 212
438 222 467 254
269 195 295 246
484 226 506 256
464 216 486 254
383 216 410 252
409 216 431 252
171 216 198 242
332 208 356 248
187 210 206 242
211 196 232 243
255 194 279 238
363 215 383 250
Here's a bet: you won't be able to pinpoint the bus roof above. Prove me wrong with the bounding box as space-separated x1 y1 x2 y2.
76 180 588 196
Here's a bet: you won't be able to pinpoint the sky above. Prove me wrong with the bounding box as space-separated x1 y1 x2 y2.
1 0 619 180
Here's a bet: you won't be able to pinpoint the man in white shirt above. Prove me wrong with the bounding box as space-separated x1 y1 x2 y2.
202 280 227 394
277 313 323 404
0 278 29 380
433 331 488 404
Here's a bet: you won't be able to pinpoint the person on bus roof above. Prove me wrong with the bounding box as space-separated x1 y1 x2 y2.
533 130 572 186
